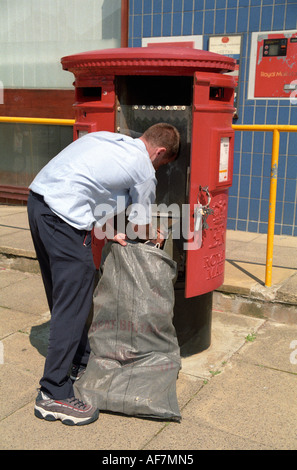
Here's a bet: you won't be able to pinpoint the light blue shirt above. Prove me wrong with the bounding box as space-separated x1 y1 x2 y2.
29 131 157 231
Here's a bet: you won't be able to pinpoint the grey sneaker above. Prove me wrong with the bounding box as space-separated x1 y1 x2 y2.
34 390 99 426
70 364 86 381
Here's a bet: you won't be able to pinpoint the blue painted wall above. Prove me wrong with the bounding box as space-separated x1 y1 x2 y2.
129 0 297 236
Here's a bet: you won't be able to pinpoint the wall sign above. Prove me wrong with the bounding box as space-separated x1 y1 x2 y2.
208 35 242 118
142 35 203 49
248 30 297 100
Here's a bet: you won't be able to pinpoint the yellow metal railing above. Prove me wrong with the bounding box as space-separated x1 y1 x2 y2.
232 125 297 287
0 117 296 288
0 117 75 126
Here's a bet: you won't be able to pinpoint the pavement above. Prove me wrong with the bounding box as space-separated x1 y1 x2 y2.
0 203 296 450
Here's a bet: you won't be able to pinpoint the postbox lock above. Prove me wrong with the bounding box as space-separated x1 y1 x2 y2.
190 186 214 251
197 185 214 230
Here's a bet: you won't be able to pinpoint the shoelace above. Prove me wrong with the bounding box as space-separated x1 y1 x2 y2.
65 397 89 409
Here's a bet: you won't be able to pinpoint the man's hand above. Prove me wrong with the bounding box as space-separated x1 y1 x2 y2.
112 233 128 246
149 228 166 246
110 226 166 247
132 224 167 246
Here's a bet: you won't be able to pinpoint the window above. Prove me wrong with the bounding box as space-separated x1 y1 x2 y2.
0 0 122 89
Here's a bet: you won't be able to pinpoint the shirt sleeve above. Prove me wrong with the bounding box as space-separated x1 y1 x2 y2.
127 177 156 225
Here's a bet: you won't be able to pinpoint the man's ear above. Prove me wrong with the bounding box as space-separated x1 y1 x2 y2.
157 147 167 158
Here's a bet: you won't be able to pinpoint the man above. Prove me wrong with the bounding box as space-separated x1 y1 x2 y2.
27 123 180 426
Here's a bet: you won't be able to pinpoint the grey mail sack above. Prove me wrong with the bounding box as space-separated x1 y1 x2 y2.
74 240 181 421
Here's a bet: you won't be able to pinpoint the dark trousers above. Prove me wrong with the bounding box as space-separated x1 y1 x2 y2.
27 191 96 399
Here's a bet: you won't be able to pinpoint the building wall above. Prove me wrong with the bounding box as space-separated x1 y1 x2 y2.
0 0 122 89
129 0 297 236
0 0 122 203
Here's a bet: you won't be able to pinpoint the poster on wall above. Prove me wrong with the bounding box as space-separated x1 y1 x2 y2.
249 30 297 99
254 31 297 98
208 35 241 118
142 35 203 49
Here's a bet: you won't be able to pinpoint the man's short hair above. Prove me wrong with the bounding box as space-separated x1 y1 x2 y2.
142 123 180 161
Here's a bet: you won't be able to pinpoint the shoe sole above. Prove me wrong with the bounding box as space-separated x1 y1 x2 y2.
34 406 99 426
69 374 83 381
70 371 86 381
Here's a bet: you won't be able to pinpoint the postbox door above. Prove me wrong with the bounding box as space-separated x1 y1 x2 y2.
185 72 235 298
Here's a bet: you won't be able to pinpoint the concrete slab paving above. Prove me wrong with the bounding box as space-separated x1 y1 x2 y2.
0 270 48 314
0 403 166 450
0 229 35 253
0 306 44 338
2 330 48 376
182 361 296 450
145 362 296 450
235 319 297 374
0 366 38 420
224 259 296 291
0 205 297 450
181 310 265 379
0 206 27 217
2 305 296 450
225 230 297 271
0 210 31 229
0 268 29 289
276 273 297 305
144 409 272 451
144 321 297 451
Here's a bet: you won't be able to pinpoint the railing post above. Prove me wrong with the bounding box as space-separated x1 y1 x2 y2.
265 128 280 287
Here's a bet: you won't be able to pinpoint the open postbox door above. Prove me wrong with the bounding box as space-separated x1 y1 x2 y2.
185 72 235 298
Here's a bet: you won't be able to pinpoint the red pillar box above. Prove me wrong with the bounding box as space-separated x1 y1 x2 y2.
61 47 236 354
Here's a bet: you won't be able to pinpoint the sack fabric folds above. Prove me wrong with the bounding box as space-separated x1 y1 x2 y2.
74 241 181 421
